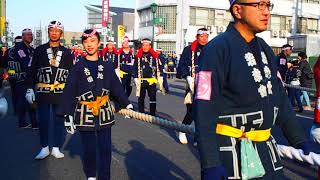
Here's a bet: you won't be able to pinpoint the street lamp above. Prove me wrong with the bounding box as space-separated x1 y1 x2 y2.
150 3 158 48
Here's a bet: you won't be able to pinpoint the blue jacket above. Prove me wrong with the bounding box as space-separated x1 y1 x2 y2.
11 42 34 83
177 41 204 79
58 58 129 131
26 43 73 104
193 23 307 178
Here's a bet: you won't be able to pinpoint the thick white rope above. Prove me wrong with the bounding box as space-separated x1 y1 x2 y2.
118 109 320 167
277 145 320 166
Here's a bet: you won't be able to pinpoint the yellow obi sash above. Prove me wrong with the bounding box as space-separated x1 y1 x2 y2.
216 124 270 179
141 77 158 85
8 70 15 75
80 96 109 116
120 70 128 79
37 81 65 91
216 124 271 142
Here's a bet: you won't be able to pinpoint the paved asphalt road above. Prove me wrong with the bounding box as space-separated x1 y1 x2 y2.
0 79 319 180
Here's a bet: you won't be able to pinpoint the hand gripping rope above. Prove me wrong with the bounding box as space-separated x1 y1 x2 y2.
118 109 320 170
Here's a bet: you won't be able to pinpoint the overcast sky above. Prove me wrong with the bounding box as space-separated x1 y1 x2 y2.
7 0 135 36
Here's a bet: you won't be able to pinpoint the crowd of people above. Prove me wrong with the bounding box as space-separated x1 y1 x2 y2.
276 44 314 113
1 0 320 179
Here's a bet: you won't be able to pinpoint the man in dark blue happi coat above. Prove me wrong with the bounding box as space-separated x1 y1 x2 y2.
194 1 310 179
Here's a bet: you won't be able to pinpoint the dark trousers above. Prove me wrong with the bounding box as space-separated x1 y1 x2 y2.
182 89 193 125
168 66 175 79
122 74 132 97
80 127 111 180
287 88 303 111
14 83 37 127
138 83 156 116
163 73 169 93
38 103 65 147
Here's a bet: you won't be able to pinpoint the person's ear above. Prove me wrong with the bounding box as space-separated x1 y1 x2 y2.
232 4 243 20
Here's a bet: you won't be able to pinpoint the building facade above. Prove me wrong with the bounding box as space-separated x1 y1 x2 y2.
0 0 6 39
135 0 320 55
85 5 135 47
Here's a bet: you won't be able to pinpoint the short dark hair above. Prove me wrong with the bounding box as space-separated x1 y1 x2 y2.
298 52 307 59
141 38 151 42
282 44 293 49
81 29 100 43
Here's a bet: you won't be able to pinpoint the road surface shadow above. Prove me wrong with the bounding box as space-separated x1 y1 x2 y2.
113 140 193 180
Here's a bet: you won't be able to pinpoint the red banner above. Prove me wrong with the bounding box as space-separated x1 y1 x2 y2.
102 0 110 27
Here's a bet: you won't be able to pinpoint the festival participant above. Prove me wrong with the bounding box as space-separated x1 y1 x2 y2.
177 28 209 144
133 38 164 116
194 1 310 179
58 28 132 180
26 21 73 160
117 36 134 97
12 29 37 128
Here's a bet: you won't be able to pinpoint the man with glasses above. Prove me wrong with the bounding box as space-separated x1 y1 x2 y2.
26 21 73 160
194 1 310 179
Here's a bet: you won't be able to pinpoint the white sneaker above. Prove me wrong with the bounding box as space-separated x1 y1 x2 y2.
88 177 96 180
35 146 50 160
179 132 188 144
51 147 64 159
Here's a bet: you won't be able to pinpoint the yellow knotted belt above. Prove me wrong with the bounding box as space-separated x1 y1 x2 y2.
37 81 65 91
141 77 157 85
120 70 128 79
7 70 15 75
80 96 109 116
216 124 271 142
216 124 271 179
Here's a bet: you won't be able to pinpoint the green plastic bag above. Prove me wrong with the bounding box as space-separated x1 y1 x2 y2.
241 139 266 180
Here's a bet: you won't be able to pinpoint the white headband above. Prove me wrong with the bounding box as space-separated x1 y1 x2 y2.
22 28 32 34
48 21 63 30
197 30 209 35
82 29 97 37
141 40 152 44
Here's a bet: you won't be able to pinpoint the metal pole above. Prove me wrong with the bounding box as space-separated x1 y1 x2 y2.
152 12 155 47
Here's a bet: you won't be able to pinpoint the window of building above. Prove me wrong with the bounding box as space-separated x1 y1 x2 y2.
269 15 292 32
156 6 177 34
301 0 320 4
157 41 176 54
189 7 215 26
138 9 152 27
307 18 318 31
297 17 318 33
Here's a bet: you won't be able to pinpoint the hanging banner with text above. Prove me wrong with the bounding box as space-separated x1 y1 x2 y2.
102 0 110 27
117 25 125 48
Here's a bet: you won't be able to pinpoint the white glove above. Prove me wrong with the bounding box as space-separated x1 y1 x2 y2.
186 76 194 93
25 89 35 104
134 78 139 86
310 124 320 144
126 104 133 110
64 115 76 134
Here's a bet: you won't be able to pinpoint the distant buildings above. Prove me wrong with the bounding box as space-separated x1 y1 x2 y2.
85 5 135 47
0 0 6 38
135 0 320 55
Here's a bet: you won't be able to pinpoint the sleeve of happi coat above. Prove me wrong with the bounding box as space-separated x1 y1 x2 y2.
109 63 129 110
56 65 78 116
176 46 190 79
193 39 228 169
26 47 40 88
132 56 138 78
